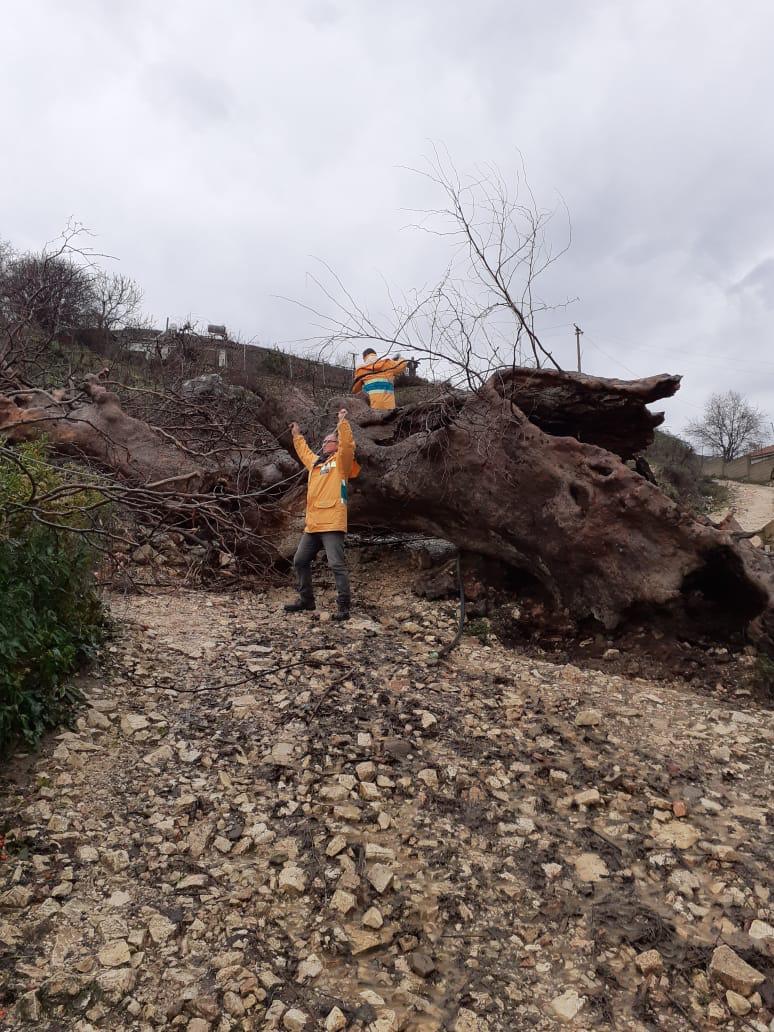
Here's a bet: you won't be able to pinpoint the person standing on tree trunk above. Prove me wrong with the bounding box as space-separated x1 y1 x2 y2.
285 408 359 621
352 348 409 411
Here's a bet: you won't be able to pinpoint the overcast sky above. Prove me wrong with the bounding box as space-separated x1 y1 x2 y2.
3 0 773 436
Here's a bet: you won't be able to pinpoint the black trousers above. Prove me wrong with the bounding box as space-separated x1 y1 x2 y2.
293 531 350 609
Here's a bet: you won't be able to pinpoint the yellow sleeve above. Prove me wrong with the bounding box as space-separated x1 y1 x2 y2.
336 419 355 477
351 365 367 394
292 432 316 471
376 357 408 380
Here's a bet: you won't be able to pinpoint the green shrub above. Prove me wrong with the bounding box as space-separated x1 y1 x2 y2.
0 440 106 756
464 617 491 645
646 430 727 513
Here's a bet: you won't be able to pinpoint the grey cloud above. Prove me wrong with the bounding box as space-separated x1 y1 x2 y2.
1 0 773 437
728 257 774 309
142 64 234 128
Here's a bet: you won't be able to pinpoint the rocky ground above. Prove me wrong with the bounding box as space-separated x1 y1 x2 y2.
1 559 773 1031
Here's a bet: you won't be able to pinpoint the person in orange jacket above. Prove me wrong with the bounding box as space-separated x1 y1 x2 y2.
284 407 358 621
351 348 409 410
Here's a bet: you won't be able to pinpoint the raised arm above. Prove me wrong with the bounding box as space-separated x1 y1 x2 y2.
336 409 355 477
375 356 408 380
289 422 316 471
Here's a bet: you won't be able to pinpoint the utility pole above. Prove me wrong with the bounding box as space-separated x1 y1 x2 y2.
574 324 583 373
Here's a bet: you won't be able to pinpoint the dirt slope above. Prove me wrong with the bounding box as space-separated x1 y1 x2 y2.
712 482 774 535
1 577 772 1031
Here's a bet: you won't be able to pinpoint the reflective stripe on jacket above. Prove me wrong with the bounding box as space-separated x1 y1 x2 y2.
292 418 357 533
352 357 408 410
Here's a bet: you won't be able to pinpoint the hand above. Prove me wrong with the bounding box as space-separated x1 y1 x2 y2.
289 421 300 436
337 408 348 423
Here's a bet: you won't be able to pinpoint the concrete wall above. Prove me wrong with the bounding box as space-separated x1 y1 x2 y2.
750 456 774 483
700 454 774 482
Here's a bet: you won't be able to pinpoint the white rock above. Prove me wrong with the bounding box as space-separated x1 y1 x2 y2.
367 864 394 894
330 889 356 914
86 708 111 730
635 949 663 975
453 1008 490 1031
572 853 609 882
326 835 347 857
549 989 586 1023
749 919 774 944
271 741 295 765
187 819 215 860
652 821 700 849
223 991 245 1017
278 865 306 896
283 1007 308 1031
120 713 149 736
346 926 383 955
726 990 751 1016
709 944 765 995
325 1005 347 1031
96 965 136 1002
144 744 174 766
101 849 130 873
147 913 177 944
363 906 384 929
513 817 536 835
574 709 601 727
364 842 395 862
355 761 375 781
98 939 131 967
296 953 322 981
107 890 132 907
0 886 32 908
573 788 602 807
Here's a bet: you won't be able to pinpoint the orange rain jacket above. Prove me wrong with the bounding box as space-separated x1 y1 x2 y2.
351 356 408 410
292 418 359 533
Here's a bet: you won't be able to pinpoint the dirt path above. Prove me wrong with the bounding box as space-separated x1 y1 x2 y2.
712 481 774 534
1 580 773 1031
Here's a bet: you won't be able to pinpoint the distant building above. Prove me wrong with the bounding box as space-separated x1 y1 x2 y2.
748 444 774 463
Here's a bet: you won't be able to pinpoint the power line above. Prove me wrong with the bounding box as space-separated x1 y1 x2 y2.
587 329 774 373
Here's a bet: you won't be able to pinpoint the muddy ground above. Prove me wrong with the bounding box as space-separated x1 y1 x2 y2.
1 557 773 1031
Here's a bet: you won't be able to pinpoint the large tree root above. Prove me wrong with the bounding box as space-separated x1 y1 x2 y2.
2 367 772 654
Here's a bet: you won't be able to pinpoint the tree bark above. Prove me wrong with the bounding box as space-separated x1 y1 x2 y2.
2 368 772 654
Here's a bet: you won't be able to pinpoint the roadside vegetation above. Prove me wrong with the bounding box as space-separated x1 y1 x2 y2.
0 439 106 756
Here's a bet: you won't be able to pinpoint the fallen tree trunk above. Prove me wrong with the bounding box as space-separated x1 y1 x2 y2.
2 367 772 653
493 367 682 459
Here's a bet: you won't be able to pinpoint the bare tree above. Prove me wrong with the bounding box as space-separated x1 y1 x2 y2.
90 271 144 334
288 151 574 390
686 390 767 461
0 221 123 391
0 248 95 338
